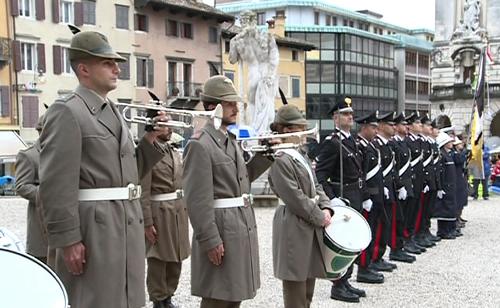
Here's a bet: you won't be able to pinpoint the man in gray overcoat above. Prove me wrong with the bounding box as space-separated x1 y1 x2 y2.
15 115 47 262
39 31 168 308
183 75 273 308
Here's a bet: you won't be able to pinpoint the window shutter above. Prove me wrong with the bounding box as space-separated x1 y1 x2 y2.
53 45 62 75
74 2 83 26
13 40 21 72
37 43 46 73
118 54 130 80
136 58 144 86
36 0 45 20
147 59 154 88
134 14 139 30
52 0 60 23
0 86 11 117
22 96 39 128
10 0 19 17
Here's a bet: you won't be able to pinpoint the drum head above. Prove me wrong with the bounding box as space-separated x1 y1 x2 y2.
324 205 371 252
0 248 68 308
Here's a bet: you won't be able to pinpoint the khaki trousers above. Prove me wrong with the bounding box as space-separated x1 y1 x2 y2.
200 298 241 308
282 279 316 308
146 258 182 301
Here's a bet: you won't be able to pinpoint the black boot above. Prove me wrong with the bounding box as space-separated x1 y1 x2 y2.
404 240 422 254
415 234 435 247
357 267 384 284
369 259 394 272
425 230 441 242
345 280 366 297
330 282 360 303
389 249 416 263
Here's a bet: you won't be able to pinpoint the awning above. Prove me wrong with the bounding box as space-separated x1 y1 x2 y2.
0 131 27 163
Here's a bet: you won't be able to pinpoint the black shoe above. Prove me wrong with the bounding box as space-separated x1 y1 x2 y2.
162 297 178 308
369 260 393 272
425 231 441 242
390 249 416 263
484 196 489 200
153 301 166 308
404 241 421 254
440 233 456 240
382 258 398 269
331 283 360 303
345 281 366 297
415 235 435 248
459 217 468 223
454 229 463 237
457 221 466 228
357 267 384 284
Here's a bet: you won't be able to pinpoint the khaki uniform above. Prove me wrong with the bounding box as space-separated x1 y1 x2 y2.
183 122 272 303
268 149 333 308
141 144 190 301
15 141 48 259
39 85 164 308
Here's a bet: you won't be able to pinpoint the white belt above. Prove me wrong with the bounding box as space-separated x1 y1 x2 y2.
410 153 423 167
78 184 142 201
422 154 433 168
150 189 184 201
213 194 253 209
382 159 394 177
399 158 411 177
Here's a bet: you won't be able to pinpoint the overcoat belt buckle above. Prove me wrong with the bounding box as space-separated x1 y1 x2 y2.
358 179 363 189
127 183 141 200
242 193 253 207
176 189 184 199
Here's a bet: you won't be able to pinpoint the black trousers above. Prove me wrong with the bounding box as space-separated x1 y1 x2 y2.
472 179 489 198
387 200 405 250
406 192 422 236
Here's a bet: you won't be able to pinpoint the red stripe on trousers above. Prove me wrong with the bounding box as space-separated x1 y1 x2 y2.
415 192 425 234
391 201 397 248
360 210 369 267
371 220 383 262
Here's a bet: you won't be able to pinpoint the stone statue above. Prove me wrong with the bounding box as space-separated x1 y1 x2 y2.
229 10 279 134
453 0 485 40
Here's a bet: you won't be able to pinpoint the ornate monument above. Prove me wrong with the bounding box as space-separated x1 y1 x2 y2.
229 10 279 134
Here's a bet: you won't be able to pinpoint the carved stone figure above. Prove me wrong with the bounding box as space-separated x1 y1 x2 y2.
453 0 486 40
229 10 279 134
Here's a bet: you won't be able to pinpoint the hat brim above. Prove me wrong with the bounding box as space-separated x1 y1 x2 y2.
332 107 353 114
69 47 126 62
200 93 242 103
279 118 308 126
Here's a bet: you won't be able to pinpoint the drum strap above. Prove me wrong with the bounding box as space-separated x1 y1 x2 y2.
278 149 315 194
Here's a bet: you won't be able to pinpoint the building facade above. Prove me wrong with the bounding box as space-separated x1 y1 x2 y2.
217 0 434 136
431 0 500 138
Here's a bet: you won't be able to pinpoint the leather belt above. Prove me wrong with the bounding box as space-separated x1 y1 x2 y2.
78 183 141 201
213 193 253 209
150 189 184 201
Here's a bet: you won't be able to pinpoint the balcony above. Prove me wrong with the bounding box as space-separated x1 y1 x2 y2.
0 37 11 65
167 81 203 98
430 83 500 101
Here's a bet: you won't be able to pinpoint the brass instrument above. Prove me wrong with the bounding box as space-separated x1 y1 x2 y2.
116 102 223 130
237 125 319 153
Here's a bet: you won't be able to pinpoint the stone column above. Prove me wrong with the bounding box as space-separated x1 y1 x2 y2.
435 0 457 42
487 0 500 38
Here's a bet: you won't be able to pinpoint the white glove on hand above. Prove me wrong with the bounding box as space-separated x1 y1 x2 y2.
384 187 390 199
437 190 446 199
422 185 430 193
330 197 349 207
398 187 408 200
362 199 373 212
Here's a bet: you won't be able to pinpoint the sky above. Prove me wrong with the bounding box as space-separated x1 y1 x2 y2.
205 0 436 31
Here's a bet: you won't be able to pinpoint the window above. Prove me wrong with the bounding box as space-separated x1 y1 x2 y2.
349 21 354 28
135 14 148 32
224 70 235 82
118 53 130 80
332 16 337 26
379 28 383 35
62 47 73 75
19 0 35 18
168 62 178 96
406 51 417 66
405 79 416 94
343 19 348 26
314 12 319 25
418 81 429 95
136 57 154 88
209 62 220 76
182 23 193 39
166 19 178 37
83 0 96 25
292 50 299 61
209 27 218 44
60 0 74 24
21 42 36 72
291 77 300 98
418 54 429 69
279 76 289 97
276 10 285 17
257 12 265 25
115 5 129 29
325 15 331 26
224 40 230 53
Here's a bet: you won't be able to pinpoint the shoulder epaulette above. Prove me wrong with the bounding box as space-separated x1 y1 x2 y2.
190 130 205 140
54 93 76 103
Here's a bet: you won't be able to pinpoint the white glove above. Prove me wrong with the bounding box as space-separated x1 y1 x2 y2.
437 190 446 199
362 199 373 212
330 197 350 207
397 187 408 200
422 185 430 193
384 187 389 199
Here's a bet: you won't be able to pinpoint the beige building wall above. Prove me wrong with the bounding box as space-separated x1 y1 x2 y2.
0 0 17 129
14 0 135 143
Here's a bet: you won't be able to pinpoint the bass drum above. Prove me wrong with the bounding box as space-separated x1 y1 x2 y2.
0 247 68 308
323 205 371 280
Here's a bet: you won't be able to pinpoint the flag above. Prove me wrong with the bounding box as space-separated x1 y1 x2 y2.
470 47 486 177
486 44 494 64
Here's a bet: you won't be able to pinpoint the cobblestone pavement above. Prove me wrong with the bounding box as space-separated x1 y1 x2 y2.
1 196 500 307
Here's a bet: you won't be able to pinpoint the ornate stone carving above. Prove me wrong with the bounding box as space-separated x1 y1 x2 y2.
452 0 486 41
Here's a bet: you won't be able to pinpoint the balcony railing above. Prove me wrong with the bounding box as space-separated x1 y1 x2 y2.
430 83 500 101
0 37 11 63
167 81 203 98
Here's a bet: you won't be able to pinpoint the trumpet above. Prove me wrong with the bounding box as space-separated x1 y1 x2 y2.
116 102 223 130
237 125 320 153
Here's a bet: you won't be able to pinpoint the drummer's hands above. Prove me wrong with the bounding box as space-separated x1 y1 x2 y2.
207 243 225 266
145 225 158 245
63 242 86 275
144 111 171 144
322 209 332 227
